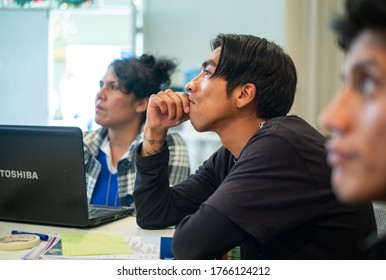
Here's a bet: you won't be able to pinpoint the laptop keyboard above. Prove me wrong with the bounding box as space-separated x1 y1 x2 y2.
88 207 115 218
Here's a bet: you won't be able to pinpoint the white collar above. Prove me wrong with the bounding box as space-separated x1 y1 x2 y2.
100 138 130 174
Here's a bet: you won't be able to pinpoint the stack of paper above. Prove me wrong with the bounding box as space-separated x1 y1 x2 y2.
23 233 170 260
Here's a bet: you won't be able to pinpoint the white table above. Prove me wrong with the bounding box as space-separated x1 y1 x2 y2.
0 217 175 260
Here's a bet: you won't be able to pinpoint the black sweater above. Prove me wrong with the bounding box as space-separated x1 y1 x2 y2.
134 116 377 259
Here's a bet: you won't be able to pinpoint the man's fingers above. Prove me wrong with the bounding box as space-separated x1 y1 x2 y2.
148 93 168 114
176 91 191 114
155 90 189 122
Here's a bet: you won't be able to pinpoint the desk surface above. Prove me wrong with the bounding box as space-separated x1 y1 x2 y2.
0 217 174 260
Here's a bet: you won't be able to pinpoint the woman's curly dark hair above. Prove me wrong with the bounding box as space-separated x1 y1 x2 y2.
109 54 177 100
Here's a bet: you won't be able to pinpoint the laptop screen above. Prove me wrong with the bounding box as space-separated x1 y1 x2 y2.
0 125 90 227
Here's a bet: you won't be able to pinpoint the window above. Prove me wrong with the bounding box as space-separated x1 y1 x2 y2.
49 2 138 130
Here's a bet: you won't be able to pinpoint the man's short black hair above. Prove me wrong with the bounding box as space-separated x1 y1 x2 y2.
210 34 297 119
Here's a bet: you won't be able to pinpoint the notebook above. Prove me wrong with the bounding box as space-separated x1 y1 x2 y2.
0 124 134 227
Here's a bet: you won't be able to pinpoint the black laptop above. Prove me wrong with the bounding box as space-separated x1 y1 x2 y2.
0 124 134 227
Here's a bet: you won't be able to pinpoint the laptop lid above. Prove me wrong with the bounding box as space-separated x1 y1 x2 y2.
0 125 132 227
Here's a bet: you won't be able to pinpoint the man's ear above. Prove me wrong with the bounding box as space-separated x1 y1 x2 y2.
236 83 256 108
136 98 149 113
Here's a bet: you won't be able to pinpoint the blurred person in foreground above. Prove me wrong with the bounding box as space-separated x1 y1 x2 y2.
319 0 386 259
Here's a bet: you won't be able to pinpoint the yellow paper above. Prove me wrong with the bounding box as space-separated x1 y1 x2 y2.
61 233 132 256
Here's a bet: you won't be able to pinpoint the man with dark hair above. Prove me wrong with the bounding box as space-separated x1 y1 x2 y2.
320 0 386 259
134 33 376 259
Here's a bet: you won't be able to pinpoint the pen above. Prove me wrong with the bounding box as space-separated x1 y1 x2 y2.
11 230 49 241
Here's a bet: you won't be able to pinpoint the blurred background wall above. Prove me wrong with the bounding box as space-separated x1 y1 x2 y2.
0 0 344 171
